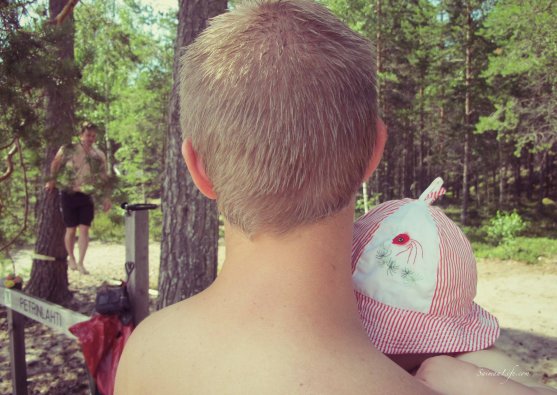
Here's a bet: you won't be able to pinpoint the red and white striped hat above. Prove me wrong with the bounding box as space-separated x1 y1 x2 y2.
352 178 500 355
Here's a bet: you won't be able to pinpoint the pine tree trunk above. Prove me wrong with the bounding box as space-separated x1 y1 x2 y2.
26 0 76 303
460 2 472 226
538 152 549 213
475 173 481 209
512 154 521 204
375 0 386 201
541 151 551 198
527 151 534 200
418 86 426 193
376 0 382 111
499 165 506 209
157 0 226 309
401 130 408 197
406 125 414 197
485 170 490 205
26 188 72 303
498 142 506 209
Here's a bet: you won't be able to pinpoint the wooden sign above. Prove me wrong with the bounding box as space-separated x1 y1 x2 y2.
0 286 88 337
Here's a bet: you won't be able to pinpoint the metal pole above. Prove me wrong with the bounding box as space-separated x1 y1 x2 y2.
125 209 150 326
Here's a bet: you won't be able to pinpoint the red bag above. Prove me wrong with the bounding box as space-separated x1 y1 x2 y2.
70 314 134 395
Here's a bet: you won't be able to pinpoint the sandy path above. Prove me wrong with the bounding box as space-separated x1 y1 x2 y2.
475 259 557 387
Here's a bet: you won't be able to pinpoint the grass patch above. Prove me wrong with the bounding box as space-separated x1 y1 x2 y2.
472 237 557 264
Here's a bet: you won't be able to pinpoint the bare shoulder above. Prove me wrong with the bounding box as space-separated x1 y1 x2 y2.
115 298 205 395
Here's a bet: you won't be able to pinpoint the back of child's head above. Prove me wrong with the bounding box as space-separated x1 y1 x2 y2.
352 178 500 355
180 0 377 235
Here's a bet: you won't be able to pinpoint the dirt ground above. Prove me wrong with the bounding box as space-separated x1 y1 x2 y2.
1 241 556 394
474 258 557 388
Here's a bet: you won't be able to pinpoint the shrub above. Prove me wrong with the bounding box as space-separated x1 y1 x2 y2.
149 206 163 242
473 237 557 264
90 210 125 242
484 211 527 246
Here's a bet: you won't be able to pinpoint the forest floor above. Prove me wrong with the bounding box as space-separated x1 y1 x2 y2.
0 241 556 394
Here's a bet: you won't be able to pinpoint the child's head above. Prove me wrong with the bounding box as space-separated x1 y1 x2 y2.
180 0 381 235
352 178 500 355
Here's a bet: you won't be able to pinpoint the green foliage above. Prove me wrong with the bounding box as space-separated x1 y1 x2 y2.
484 211 527 245
74 0 175 203
0 255 15 279
355 191 381 219
149 205 163 242
473 237 557 264
90 210 125 242
478 0 557 154
1 0 174 250
89 203 162 243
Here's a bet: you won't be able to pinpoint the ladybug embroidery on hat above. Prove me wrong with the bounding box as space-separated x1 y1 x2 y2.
374 233 423 284
392 233 410 245
393 232 424 266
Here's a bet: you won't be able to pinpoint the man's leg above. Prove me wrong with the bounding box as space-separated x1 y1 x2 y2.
76 224 90 275
65 227 78 270
60 191 78 270
75 192 94 275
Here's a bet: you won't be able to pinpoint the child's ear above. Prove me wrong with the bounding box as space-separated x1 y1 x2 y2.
363 117 388 180
182 139 217 200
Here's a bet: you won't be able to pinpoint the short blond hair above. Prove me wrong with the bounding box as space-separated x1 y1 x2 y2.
181 0 377 235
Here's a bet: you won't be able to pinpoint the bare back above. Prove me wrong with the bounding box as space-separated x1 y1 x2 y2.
116 288 432 394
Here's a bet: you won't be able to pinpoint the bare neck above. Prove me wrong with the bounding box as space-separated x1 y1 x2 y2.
212 203 363 330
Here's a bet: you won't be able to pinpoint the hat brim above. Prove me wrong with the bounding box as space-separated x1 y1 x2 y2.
356 291 500 355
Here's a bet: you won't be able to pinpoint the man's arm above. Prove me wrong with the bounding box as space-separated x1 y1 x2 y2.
44 147 65 191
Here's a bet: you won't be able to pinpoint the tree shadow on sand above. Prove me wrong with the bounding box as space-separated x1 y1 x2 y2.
496 327 557 388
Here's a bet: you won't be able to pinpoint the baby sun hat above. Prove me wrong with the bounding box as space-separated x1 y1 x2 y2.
352 178 500 355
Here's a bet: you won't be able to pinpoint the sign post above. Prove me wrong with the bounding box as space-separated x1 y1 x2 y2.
122 203 157 326
0 286 90 394
8 309 27 395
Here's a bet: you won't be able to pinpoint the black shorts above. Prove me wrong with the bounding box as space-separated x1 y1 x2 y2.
60 191 95 227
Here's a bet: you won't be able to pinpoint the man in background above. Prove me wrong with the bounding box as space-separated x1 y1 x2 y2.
45 121 112 274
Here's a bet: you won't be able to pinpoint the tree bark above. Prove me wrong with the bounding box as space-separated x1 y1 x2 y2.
376 0 382 112
541 151 552 198
460 1 472 226
485 170 490 205
527 151 534 200
418 86 426 193
474 173 481 209
157 0 226 309
26 0 76 303
512 153 521 204
375 0 388 201
498 141 506 209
